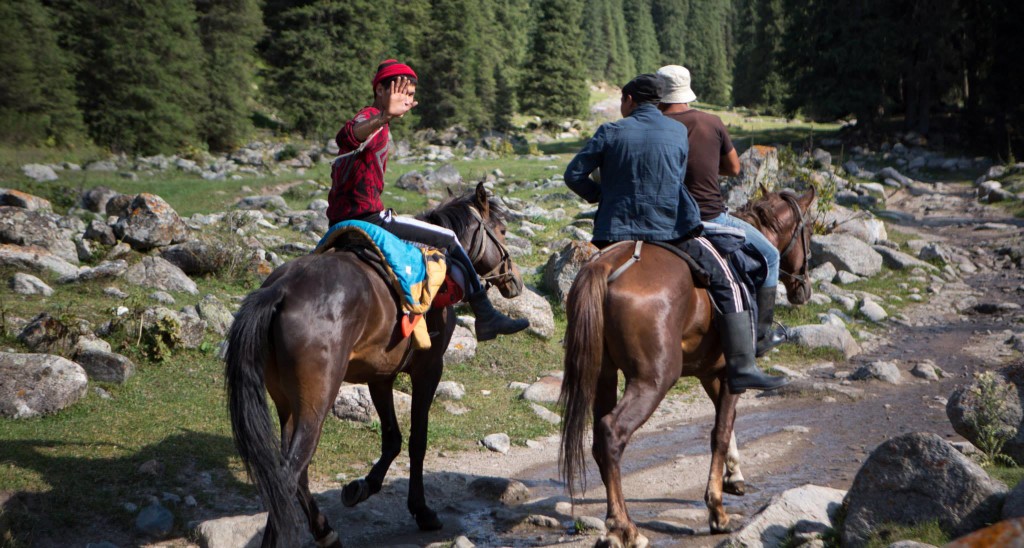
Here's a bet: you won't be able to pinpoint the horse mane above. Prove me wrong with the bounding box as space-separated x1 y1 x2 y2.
733 189 798 234
416 191 507 234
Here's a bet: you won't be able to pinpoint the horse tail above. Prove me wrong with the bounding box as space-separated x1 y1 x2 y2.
225 283 299 544
559 259 612 502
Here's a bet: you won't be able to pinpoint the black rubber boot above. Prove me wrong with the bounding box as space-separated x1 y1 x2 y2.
721 310 789 393
468 290 529 341
755 286 788 357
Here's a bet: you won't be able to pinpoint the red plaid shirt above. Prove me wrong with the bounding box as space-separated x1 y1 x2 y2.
327 106 390 224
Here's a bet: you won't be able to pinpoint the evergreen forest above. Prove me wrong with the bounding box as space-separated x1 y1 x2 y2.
2 0 1021 157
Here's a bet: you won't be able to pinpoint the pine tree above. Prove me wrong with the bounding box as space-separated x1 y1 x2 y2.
0 0 84 146
652 0 690 66
417 0 489 129
195 0 264 151
582 0 635 84
624 0 661 74
682 0 730 104
733 0 788 113
262 1 391 138
76 0 209 153
521 0 588 120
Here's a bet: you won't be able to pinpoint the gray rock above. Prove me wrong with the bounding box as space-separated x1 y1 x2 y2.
810 262 838 283
543 241 599 305
487 286 554 340
429 163 462 186
125 256 198 295
444 325 477 364
872 246 939 271
86 160 118 172
150 291 175 304
75 334 111 355
1003 481 1024 520
919 243 950 265
452 535 475 548
395 171 429 193
10 272 53 296
947 364 1024 464
72 260 128 283
469 476 530 504
79 186 120 214
910 360 942 381
0 188 52 211
84 220 117 246
105 193 134 218
75 349 135 384
860 300 888 322
730 484 845 548
234 195 287 211
194 514 264 548
483 433 511 454
842 433 1007 548
812 148 832 168
135 502 174 537
851 361 902 384
789 323 861 359
0 352 88 418
104 286 129 299
17 312 76 354
197 295 234 336
21 164 59 182
530 402 561 424
332 383 411 423
760 379 864 401
811 234 883 277
0 206 79 264
721 146 779 209
576 515 608 533
141 307 206 349
435 381 465 401
112 194 190 251
521 376 562 404
159 240 242 276
834 270 863 285
877 166 914 187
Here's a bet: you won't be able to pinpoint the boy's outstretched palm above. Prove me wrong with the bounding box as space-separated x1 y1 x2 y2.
379 76 418 119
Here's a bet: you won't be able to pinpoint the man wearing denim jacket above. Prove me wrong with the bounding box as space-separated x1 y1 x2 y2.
563 74 787 393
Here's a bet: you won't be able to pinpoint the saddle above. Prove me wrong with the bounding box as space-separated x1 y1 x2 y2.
314 220 464 349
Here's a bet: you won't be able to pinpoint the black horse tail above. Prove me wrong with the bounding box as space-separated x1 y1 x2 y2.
225 284 299 544
559 259 612 502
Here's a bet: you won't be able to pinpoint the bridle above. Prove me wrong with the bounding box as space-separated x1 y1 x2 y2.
777 193 812 291
465 205 515 288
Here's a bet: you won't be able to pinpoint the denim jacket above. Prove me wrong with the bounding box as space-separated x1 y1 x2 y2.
564 103 702 242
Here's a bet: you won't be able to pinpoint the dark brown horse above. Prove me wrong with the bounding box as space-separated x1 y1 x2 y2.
559 187 815 548
226 183 523 547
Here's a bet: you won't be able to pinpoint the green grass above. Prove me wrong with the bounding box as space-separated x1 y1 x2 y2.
985 464 1024 488
863 520 949 548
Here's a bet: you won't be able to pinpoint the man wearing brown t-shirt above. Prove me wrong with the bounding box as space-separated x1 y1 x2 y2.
657 65 789 366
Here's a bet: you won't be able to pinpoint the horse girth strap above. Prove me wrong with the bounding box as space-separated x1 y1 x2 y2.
607 241 643 283
598 240 709 286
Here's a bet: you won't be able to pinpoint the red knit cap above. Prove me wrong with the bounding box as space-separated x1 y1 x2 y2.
372 59 417 89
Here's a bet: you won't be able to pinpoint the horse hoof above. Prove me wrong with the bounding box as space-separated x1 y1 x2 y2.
595 536 624 548
414 508 443 531
709 521 734 535
723 480 746 496
341 479 370 507
633 533 650 548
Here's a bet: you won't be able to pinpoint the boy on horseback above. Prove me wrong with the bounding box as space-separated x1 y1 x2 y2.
656 64 789 357
563 74 786 392
327 59 528 341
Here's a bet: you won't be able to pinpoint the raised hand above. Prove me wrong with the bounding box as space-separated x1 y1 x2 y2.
381 76 418 120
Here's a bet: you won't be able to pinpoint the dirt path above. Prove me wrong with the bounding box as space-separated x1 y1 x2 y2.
257 179 1023 548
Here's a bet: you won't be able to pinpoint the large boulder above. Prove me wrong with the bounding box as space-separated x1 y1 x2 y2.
194 513 264 548
820 205 888 245
0 206 79 264
729 484 846 547
0 189 52 212
543 240 598 305
17 312 77 354
487 286 555 340
872 246 938 271
810 233 883 277
21 164 58 182
84 219 117 246
332 383 411 423
444 324 477 364
160 240 241 276
0 244 80 278
197 295 235 336
79 186 119 214
842 432 1007 548
789 322 861 359
721 145 779 209
112 193 190 251
10 272 53 296
947 364 1024 464
74 349 136 384
0 352 88 419
142 307 207 349
395 170 429 193
125 256 199 295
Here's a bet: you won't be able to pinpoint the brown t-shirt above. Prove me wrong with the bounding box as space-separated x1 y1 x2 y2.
664 109 734 221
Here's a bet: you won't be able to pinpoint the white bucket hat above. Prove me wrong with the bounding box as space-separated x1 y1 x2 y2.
657 65 697 104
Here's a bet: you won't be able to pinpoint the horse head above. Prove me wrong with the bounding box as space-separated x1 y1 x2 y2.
769 185 816 305
422 182 524 298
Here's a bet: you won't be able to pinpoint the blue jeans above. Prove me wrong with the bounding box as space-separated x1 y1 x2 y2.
708 212 779 288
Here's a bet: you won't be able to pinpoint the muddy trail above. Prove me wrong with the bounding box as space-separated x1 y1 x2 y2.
264 180 1024 548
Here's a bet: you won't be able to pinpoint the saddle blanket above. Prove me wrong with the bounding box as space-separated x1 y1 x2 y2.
315 220 455 348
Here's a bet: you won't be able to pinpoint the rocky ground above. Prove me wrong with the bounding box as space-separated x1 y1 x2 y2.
183 170 1024 548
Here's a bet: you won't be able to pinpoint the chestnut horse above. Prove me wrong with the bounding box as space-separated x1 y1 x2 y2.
559 187 815 547
226 184 523 547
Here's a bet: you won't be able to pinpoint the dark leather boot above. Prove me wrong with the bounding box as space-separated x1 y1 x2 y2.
468 290 529 341
721 310 789 393
755 286 788 357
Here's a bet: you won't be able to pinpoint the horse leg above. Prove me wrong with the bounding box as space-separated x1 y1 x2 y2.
594 368 670 548
701 376 740 534
296 468 343 548
700 378 745 496
406 356 444 531
342 379 403 507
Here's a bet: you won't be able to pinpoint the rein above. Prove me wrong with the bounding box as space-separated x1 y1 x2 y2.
465 205 515 287
777 193 812 288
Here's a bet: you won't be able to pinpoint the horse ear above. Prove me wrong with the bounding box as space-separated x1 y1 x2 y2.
801 184 817 210
475 181 490 217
